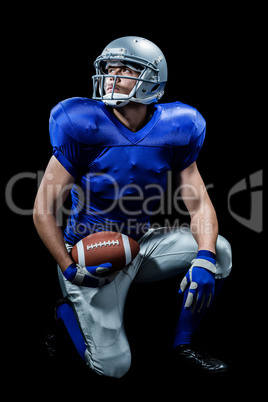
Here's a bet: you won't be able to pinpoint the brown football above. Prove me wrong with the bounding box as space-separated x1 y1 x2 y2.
71 231 140 272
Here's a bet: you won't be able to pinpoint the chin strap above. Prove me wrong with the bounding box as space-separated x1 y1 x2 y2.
102 93 162 108
102 93 131 107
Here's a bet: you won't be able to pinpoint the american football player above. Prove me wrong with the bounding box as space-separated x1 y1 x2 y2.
34 36 232 378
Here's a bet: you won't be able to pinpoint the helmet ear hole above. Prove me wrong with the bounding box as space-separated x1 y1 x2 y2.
150 84 160 93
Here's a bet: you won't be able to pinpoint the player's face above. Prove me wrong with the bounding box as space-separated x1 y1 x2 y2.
104 66 140 96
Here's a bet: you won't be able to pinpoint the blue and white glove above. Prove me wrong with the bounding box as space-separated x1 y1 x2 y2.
179 250 216 313
63 262 119 287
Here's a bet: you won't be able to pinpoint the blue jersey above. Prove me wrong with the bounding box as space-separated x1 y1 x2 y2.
49 97 206 243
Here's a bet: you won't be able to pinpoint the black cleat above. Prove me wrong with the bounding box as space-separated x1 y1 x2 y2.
43 330 57 358
174 344 229 375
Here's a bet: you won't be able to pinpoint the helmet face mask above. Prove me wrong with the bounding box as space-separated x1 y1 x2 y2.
92 37 168 107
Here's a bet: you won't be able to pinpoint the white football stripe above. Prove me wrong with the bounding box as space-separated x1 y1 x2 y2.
77 240 86 267
121 234 132 266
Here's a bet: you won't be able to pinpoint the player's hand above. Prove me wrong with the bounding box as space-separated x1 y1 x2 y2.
63 262 119 287
179 250 216 313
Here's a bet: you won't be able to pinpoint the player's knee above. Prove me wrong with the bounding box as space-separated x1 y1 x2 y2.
216 235 232 278
109 351 132 378
86 345 131 379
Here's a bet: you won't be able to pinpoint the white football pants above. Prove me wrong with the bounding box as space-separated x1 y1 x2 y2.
57 227 232 378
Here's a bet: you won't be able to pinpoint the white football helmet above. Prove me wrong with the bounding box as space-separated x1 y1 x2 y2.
92 36 168 107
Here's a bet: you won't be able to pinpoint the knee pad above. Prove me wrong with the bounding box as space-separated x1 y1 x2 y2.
216 235 232 279
84 332 132 378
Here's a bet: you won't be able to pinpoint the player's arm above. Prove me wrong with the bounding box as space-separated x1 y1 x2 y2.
33 156 114 287
33 155 75 273
176 161 218 312
176 161 218 253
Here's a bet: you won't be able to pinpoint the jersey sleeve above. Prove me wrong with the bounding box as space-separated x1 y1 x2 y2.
49 101 84 177
175 109 206 172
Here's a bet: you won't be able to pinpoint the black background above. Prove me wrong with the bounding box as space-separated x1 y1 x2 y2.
6 9 264 397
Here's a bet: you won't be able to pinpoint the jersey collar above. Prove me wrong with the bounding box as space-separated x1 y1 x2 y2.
99 103 162 144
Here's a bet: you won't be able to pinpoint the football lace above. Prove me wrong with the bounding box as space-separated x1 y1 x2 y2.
86 240 120 250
